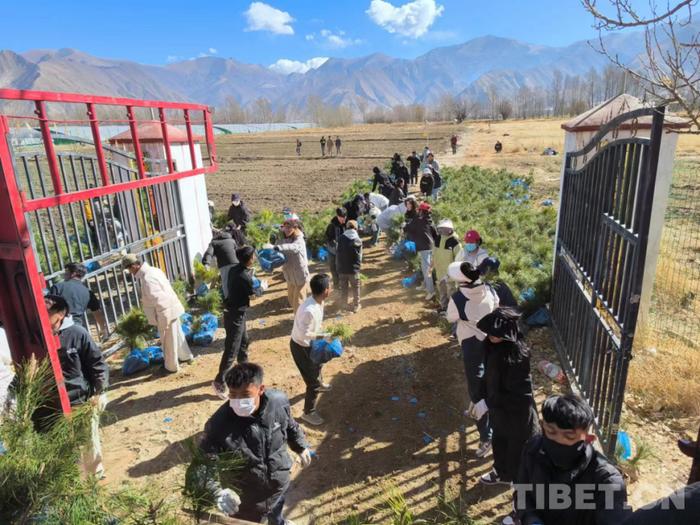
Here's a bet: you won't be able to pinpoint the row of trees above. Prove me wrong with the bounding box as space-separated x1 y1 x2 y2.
212 64 645 127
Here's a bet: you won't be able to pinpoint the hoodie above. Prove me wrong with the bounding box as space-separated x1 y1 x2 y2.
324 216 346 255
58 316 109 405
202 231 238 268
445 283 499 342
336 228 363 274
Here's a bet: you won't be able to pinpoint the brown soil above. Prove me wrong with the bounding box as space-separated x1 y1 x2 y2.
101 122 698 524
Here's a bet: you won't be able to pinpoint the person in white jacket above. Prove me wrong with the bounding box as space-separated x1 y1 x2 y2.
446 261 499 458
456 229 489 267
123 254 193 373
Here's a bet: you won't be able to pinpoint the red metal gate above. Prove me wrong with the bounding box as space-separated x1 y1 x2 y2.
0 89 217 414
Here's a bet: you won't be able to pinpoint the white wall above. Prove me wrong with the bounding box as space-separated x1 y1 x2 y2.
171 145 212 265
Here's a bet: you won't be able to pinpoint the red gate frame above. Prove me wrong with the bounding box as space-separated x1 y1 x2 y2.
0 89 218 414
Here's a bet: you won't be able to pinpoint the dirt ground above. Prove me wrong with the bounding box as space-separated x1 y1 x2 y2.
209 122 460 214
101 121 699 524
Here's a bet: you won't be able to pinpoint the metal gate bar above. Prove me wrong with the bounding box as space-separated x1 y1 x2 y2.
550 107 665 454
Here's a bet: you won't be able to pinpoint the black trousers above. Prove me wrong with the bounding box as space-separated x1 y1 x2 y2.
328 252 339 287
216 310 249 384
410 170 418 185
491 404 539 482
236 483 288 525
290 339 322 414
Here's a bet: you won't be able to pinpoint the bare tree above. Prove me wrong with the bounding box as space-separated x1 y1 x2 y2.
497 100 514 120
583 0 699 132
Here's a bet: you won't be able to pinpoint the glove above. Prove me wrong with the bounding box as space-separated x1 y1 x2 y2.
298 448 313 467
215 488 241 516
471 399 488 420
260 280 269 291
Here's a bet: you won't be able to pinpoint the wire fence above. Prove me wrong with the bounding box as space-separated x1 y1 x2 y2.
646 159 700 348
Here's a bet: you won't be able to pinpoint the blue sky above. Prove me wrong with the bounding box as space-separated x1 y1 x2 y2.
2 1 635 72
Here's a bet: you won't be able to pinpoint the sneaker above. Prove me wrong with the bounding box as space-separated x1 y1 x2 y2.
425 291 436 301
476 440 492 458
352 304 362 313
501 514 517 525
301 412 324 426
318 383 332 392
479 468 510 486
212 381 228 400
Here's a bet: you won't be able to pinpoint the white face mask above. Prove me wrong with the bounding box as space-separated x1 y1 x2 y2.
229 397 257 417
232 200 241 207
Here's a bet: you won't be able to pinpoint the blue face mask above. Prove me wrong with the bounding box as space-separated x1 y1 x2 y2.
466 243 478 253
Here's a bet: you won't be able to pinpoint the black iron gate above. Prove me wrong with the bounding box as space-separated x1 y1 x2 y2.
550 106 665 454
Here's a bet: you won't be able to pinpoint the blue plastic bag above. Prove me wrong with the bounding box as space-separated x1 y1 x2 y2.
195 283 209 296
525 307 551 327
122 349 150 376
200 313 219 332
144 346 164 364
258 248 286 272
617 430 632 460
252 277 261 289
542 199 553 206
86 260 100 272
519 287 536 302
402 240 416 254
402 273 419 288
317 246 329 261
310 337 344 364
192 331 215 346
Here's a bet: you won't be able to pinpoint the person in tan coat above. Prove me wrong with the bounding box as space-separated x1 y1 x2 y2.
123 254 193 372
274 215 310 312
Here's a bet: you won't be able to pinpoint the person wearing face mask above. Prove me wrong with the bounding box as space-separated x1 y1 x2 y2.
42 295 109 477
212 246 261 400
445 261 499 458
456 229 489 266
198 362 311 525
227 193 251 232
515 394 630 525
474 308 539 496
432 219 462 312
274 215 310 312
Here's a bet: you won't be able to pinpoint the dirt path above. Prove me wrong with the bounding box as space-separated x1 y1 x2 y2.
99 122 697 524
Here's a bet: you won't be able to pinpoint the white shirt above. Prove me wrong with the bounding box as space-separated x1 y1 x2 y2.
446 283 499 342
291 296 324 347
456 247 489 267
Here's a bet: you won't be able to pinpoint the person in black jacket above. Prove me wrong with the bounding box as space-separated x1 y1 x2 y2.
514 394 630 525
389 177 406 206
474 308 539 488
199 363 312 525
343 194 366 222
371 167 393 198
404 202 437 300
50 262 108 339
336 220 362 312
404 195 418 221
227 193 251 232
477 257 518 308
324 208 347 288
203 229 239 300
419 167 434 197
213 247 259 399
43 294 109 477
407 151 421 185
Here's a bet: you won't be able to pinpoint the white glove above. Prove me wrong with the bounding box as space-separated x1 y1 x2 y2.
260 280 269 291
471 399 488 420
298 448 313 468
215 488 241 516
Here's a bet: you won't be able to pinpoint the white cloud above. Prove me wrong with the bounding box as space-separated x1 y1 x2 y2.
166 55 183 63
366 0 444 38
314 29 362 48
269 57 329 75
305 34 315 41
208 47 218 54
244 2 295 35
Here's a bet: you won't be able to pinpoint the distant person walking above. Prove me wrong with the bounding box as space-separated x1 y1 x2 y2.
296 139 302 156
335 136 342 156
494 141 502 153
407 151 420 185
320 136 326 157
451 134 458 154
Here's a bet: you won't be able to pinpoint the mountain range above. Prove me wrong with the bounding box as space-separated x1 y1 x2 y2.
1 23 695 118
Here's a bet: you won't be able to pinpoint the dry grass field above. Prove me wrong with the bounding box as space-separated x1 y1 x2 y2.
99 119 699 524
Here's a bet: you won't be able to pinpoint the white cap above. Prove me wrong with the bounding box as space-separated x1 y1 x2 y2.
423 167 433 174
437 219 454 230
